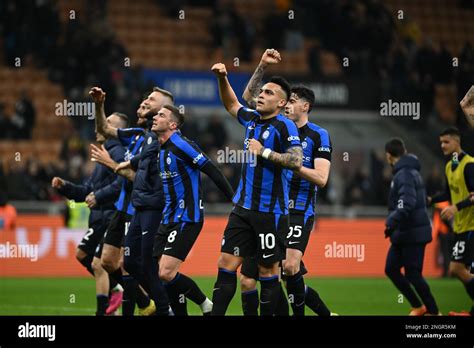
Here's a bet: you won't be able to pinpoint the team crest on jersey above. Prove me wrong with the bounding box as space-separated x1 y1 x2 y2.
166 156 172 165
147 137 152 145
302 141 307 149
262 130 270 140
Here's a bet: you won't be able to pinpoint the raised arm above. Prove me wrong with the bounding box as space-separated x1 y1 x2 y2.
89 87 118 139
91 144 136 181
211 63 242 118
242 49 281 108
460 85 474 128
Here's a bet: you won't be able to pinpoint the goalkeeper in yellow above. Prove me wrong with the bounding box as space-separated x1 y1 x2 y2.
428 125 474 316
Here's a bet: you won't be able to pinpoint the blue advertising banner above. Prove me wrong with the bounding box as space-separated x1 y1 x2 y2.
143 69 251 106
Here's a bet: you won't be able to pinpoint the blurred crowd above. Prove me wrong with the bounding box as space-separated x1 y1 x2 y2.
0 0 463 205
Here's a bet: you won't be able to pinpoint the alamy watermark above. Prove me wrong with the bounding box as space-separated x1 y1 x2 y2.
324 241 365 262
0 242 38 261
380 99 420 120
55 100 95 120
216 147 258 167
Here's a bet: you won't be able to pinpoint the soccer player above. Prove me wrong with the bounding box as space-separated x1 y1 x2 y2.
384 138 440 316
89 88 156 316
51 112 127 315
210 62 303 316
90 87 172 316
428 128 474 316
150 105 234 315
239 49 334 316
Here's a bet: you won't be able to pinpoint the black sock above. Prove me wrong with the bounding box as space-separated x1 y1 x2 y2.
275 282 289 316
259 276 280 316
96 294 109 316
305 285 331 316
109 276 118 293
135 287 151 309
242 289 258 316
78 253 94 277
286 271 305 316
122 275 138 316
464 278 474 300
164 274 188 316
211 268 237 315
169 273 206 305
109 268 123 286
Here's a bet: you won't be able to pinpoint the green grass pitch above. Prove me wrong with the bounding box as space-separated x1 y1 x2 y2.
0 277 470 315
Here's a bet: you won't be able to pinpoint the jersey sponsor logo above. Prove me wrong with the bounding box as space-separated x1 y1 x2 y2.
303 156 312 163
160 171 179 179
193 153 204 164
318 146 331 152
287 135 300 142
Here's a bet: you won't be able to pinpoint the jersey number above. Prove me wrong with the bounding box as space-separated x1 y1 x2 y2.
287 225 302 239
83 228 94 241
452 241 465 257
168 230 178 243
259 233 275 249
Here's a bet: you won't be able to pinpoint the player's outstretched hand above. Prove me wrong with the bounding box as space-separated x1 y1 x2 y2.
85 192 97 208
261 48 282 66
90 144 112 166
114 160 131 173
89 87 106 104
440 205 458 221
211 63 227 77
51 177 65 188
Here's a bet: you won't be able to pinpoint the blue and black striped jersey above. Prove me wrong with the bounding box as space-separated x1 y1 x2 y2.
287 122 332 217
234 107 301 215
159 131 209 223
115 127 145 215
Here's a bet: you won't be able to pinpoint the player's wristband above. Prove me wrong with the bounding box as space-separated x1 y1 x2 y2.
261 148 272 159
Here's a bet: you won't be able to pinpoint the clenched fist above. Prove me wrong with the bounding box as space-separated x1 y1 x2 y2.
211 63 227 77
51 177 65 189
260 48 281 66
89 87 106 104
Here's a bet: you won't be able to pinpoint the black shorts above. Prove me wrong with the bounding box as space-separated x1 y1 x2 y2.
95 211 132 257
221 205 288 265
285 212 314 254
241 257 308 281
153 220 203 261
451 231 474 265
78 209 114 256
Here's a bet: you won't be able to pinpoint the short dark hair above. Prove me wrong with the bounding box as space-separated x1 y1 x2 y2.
153 86 174 102
290 85 315 112
385 138 406 157
111 112 129 128
440 127 460 138
268 76 291 101
163 104 184 128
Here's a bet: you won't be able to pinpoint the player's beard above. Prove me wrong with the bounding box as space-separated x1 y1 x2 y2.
143 110 157 130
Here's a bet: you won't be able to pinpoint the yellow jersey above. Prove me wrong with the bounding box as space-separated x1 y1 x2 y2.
445 153 474 233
